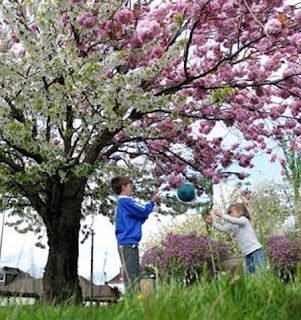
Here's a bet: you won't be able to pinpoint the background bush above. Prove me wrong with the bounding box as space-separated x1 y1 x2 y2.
141 232 228 283
267 235 301 281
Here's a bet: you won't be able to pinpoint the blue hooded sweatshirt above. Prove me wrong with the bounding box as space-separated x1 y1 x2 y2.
115 196 155 245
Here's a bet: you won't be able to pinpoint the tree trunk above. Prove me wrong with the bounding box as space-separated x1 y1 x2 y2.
42 178 86 304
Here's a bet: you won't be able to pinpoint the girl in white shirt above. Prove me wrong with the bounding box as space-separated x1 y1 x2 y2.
206 203 266 274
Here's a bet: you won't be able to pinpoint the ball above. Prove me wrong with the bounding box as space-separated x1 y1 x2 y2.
177 183 196 202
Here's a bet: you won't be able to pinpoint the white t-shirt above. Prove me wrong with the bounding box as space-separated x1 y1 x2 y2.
212 214 262 256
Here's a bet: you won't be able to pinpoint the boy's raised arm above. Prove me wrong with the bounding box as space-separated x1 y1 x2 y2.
127 199 155 220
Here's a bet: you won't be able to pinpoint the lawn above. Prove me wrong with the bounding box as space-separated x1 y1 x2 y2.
1 272 301 320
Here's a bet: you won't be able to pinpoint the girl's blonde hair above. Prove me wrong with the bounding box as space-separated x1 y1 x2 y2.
227 203 251 220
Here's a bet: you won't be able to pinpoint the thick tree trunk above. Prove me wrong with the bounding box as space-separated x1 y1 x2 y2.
42 178 86 304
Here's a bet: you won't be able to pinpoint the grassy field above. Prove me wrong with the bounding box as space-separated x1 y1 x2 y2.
1 272 301 320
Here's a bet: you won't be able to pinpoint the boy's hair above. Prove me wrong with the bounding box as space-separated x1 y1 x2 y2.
111 176 131 195
228 203 251 220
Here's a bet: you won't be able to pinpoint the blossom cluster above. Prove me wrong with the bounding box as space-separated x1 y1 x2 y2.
267 235 301 271
141 233 228 280
2 0 301 205
76 12 98 29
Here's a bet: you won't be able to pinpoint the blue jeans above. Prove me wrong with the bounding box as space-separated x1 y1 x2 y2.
245 248 266 274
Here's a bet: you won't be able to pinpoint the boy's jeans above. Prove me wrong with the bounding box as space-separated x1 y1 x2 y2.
118 244 140 296
245 247 266 274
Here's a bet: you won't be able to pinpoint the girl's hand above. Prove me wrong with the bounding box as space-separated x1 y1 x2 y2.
211 209 223 218
204 215 213 224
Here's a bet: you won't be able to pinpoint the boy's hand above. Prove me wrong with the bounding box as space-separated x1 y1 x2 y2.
152 194 161 202
204 215 213 224
211 208 223 217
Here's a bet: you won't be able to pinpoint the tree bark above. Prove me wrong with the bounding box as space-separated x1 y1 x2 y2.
42 177 86 304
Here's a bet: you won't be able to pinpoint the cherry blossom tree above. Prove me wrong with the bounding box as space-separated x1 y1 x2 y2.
1 0 301 302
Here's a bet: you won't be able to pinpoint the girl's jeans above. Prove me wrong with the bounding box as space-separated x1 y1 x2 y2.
245 247 266 274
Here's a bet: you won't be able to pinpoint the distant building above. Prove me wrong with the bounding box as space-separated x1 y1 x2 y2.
107 267 124 293
0 266 120 305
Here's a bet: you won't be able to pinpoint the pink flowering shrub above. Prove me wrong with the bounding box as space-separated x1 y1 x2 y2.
141 233 228 282
267 235 301 281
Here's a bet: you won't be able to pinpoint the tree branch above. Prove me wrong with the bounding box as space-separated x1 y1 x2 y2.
155 35 265 96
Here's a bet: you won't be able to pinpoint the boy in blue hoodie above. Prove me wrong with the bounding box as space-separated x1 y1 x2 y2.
111 176 161 296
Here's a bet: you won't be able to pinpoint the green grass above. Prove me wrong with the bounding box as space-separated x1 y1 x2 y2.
1 272 301 320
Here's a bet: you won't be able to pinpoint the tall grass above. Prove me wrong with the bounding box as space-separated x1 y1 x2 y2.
1 272 301 320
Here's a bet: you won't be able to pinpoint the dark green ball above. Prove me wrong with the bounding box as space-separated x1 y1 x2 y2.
177 183 196 202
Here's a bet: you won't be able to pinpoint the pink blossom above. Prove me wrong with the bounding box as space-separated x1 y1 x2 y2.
264 58 281 72
61 13 69 25
220 158 231 168
270 154 277 162
52 138 61 147
244 145 254 152
197 190 203 197
294 127 301 135
269 106 281 120
234 94 244 104
222 1 235 14
212 176 221 184
260 142 266 150
114 9 134 24
168 175 183 189
99 20 110 38
29 23 38 32
256 38 273 52
176 0 187 12
221 18 236 34
283 5 294 14
203 168 214 177
208 1 221 10
151 45 164 59
76 12 98 29
231 144 239 150
291 33 301 48
285 119 296 128
154 166 164 177
151 6 169 21
238 173 246 180
117 130 126 140
237 154 252 167
2 18 9 24
18 49 26 56
265 18 283 36
148 140 169 151
235 109 248 122
130 32 143 48
164 185 171 191
279 158 286 166
71 0 82 3
137 20 160 43
9 33 20 43
295 11 301 25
